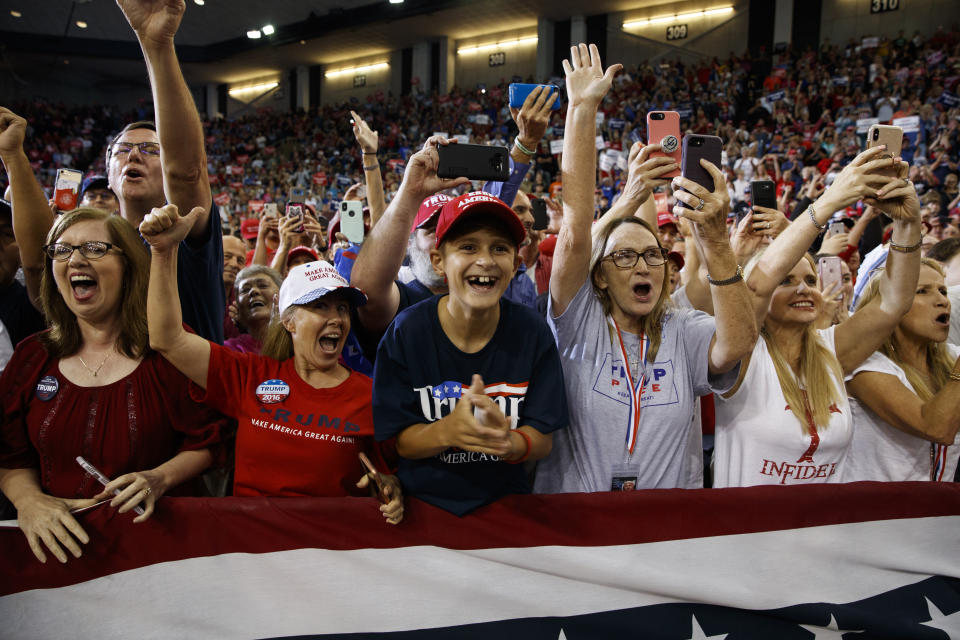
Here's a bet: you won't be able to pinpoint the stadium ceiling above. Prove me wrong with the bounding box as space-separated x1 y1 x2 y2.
0 0 653 86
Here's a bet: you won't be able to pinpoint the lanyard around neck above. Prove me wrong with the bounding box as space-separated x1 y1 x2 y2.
610 317 647 455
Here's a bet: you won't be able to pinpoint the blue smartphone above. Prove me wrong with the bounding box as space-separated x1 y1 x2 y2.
508 84 561 110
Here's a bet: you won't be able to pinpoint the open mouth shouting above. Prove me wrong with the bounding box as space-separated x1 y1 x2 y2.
632 281 653 302
123 166 146 181
317 330 342 353
69 271 98 301
935 312 951 328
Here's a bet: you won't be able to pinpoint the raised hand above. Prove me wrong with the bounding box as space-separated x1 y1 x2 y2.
825 146 902 210
510 86 558 151
621 143 677 205
350 110 378 154
671 159 731 246
139 203 203 253
0 107 27 159
116 0 185 45
562 43 621 109
400 137 471 200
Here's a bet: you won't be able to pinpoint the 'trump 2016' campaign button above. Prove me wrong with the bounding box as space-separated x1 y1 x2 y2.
256 379 290 404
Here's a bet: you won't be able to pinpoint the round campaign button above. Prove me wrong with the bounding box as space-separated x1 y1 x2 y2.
255 379 290 404
35 375 59 401
660 134 679 153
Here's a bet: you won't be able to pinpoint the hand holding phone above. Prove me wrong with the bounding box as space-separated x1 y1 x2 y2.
359 452 390 504
55 169 83 211
508 84 561 111
646 111 681 178
817 256 844 301
286 203 304 233
437 144 510 181
339 200 365 244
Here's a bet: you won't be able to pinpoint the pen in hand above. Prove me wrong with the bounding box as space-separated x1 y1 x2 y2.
76 456 146 516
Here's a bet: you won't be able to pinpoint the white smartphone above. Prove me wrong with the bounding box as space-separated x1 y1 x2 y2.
340 201 365 244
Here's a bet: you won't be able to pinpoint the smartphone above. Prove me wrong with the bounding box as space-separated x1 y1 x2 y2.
750 180 777 209
286 203 304 233
531 198 549 231
290 187 306 203
437 144 510 181
340 200 365 244
508 83 561 111
818 256 843 300
679 134 723 209
646 111 681 178
827 220 847 238
359 452 389 504
866 124 903 177
263 202 279 218
54 168 83 211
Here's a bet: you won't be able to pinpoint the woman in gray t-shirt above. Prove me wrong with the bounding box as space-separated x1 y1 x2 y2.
533 43 758 494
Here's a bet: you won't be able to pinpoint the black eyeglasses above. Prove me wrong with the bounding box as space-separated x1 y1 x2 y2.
112 142 160 156
43 241 123 262
602 248 667 269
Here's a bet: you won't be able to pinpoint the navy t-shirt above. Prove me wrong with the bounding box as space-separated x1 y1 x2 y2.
373 295 568 516
0 279 44 347
147 202 224 345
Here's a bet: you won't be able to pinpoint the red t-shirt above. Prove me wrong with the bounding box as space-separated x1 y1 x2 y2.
191 343 379 497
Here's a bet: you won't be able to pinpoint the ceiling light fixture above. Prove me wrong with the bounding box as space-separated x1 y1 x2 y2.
247 29 261 39
622 5 734 29
228 81 279 97
10 10 22 17
457 35 537 55
389 0 404 4
76 20 88 28
262 24 275 35
325 62 389 78
193 0 204 5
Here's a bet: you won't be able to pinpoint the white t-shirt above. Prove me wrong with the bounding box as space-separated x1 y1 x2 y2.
844 344 960 482
713 327 852 487
0 320 12 373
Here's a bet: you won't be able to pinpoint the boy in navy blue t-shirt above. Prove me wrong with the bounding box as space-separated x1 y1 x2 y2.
373 192 567 516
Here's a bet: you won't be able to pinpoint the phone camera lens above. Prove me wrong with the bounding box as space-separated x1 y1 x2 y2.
873 130 879 140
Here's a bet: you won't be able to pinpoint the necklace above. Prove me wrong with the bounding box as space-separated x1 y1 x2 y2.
78 351 112 377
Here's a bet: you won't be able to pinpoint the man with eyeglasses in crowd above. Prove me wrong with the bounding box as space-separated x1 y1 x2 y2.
103 0 224 343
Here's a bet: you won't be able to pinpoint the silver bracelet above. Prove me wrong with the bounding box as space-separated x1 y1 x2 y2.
514 138 536 156
807 205 826 232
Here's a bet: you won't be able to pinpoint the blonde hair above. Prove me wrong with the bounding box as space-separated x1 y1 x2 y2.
261 307 295 361
855 258 954 401
590 217 670 361
746 251 844 433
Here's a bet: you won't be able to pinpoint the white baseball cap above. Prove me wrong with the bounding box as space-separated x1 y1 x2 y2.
278 260 367 314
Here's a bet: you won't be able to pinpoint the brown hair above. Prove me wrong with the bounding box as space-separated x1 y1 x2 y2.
590 217 670 361
39 208 151 359
855 258 954 401
260 307 295 361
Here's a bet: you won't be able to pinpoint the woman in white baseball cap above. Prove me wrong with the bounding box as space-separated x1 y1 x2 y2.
140 204 403 524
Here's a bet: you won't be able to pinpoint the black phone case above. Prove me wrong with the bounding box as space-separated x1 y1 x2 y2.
437 144 510 181
751 180 777 209
531 198 549 231
679 135 722 209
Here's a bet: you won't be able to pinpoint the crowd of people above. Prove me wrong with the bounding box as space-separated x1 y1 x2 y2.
0 0 958 567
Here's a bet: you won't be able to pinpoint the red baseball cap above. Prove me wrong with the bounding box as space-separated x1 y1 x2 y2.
240 218 259 239
412 194 451 233
657 212 679 228
434 191 526 248
666 250 685 270
287 246 320 265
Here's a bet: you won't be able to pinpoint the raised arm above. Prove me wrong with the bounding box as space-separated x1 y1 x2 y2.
833 164 922 373
591 142 675 245
745 146 897 328
350 111 386 225
118 0 211 242
0 108 54 308
672 161 758 374
848 352 960 445
350 137 469 334
139 204 212 388
550 43 621 317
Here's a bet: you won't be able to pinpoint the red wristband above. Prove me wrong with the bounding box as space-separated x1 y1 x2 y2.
507 429 531 464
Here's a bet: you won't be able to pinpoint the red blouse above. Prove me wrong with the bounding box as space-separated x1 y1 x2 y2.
0 334 225 499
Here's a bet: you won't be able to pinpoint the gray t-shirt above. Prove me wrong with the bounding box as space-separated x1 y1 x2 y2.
949 285 960 348
533 281 738 493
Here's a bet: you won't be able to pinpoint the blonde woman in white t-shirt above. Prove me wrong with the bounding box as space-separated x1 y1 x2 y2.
844 258 960 482
712 146 923 487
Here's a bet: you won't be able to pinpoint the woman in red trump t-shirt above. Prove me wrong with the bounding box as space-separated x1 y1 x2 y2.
140 204 402 524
